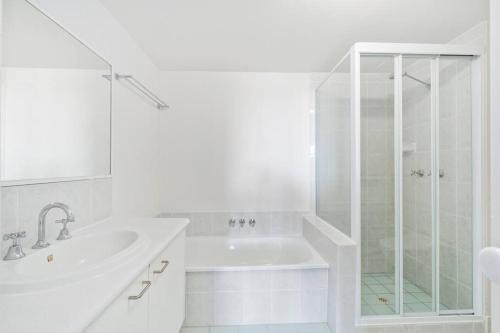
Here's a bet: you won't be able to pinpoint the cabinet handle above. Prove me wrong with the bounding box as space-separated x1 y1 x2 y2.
153 260 170 274
128 281 151 300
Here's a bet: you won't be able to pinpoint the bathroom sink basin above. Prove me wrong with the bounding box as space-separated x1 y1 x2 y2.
16 230 140 279
0 229 146 293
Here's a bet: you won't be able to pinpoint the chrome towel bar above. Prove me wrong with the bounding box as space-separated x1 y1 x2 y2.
115 73 169 110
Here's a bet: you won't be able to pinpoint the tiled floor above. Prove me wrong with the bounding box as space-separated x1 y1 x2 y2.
181 323 330 333
361 273 448 315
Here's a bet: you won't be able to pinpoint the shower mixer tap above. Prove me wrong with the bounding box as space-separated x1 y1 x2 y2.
410 169 425 177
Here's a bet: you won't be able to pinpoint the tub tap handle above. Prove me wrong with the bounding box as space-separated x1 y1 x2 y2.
249 219 256 227
239 218 246 227
228 218 236 228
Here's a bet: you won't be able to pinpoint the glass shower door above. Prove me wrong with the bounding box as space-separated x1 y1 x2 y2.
360 55 397 316
400 56 436 314
438 56 474 313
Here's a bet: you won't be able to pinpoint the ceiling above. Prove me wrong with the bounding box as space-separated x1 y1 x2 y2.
99 0 488 72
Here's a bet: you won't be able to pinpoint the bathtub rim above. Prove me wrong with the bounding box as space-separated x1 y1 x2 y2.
185 235 330 273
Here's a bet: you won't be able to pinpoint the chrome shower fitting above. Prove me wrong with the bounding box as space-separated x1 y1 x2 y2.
410 169 425 177
228 218 236 227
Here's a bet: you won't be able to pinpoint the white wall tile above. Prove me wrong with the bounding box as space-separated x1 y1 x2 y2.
271 290 301 323
242 291 272 324
214 291 243 325
300 290 328 322
186 292 215 326
0 178 112 257
271 271 301 291
187 272 215 293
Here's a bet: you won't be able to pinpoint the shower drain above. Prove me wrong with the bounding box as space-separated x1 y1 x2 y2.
378 297 389 305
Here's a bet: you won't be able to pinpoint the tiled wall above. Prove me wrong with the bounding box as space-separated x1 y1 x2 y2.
185 269 328 326
360 73 395 274
0 178 112 257
303 215 357 333
158 211 306 236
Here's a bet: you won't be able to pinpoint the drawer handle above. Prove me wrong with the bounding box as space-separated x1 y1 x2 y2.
128 281 151 300
154 260 170 274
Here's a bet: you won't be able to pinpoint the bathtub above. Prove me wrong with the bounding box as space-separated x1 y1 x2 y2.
184 236 329 326
186 236 328 272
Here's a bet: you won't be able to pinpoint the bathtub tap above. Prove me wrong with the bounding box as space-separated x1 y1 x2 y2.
239 219 246 227
249 219 256 227
228 219 236 227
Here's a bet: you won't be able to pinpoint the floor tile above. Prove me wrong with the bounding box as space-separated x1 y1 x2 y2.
369 284 390 293
182 328 210 333
361 273 440 316
239 325 268 333
405 302 431 312
371 304 395 315
210 327 239 333
412 292 433 303
184 323 331 333
295 323 329 333
268 324 298 333
374 276 393 284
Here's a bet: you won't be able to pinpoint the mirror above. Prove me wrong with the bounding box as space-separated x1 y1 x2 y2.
1 0 112 182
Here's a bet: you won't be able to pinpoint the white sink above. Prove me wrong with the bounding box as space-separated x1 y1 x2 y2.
0 229 146 293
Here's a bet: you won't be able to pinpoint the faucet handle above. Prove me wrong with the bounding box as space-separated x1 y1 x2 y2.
228 218 236 227
55 218 74 224
55 218 74 240
249 219 256 227
3 231 26 260
239 218 246 227
3 231 26 241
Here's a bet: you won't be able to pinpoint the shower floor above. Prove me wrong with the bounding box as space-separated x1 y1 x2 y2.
181 323 330 333
361 273 448 315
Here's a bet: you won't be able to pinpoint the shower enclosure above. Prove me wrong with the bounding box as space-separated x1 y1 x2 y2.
315 43 485 320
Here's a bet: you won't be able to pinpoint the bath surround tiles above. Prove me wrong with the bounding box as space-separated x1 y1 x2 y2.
185 269 328 326
158 211 306 236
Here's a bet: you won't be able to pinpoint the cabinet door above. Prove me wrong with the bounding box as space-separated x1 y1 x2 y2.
149 232 186 333
86 269 150 333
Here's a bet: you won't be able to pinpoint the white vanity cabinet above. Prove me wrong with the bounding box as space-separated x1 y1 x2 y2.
86 231 186 333
149 231 186 333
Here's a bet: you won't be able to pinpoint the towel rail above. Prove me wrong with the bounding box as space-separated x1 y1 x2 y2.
115 73 169 110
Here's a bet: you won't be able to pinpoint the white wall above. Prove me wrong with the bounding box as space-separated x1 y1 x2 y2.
24 0 162 217
490 0 500 331
158 72 312 213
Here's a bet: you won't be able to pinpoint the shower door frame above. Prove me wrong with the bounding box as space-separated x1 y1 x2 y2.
348 43 486 324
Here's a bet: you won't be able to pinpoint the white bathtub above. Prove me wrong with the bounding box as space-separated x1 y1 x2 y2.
185 236 328 272
184 236 329 326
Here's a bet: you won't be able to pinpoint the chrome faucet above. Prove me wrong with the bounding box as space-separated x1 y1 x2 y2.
33 202 75 249
3 231 26 260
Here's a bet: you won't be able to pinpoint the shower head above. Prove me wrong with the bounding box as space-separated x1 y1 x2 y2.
389 72 430 88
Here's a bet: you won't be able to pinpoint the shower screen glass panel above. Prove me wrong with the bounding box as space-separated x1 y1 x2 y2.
360 55 396 316
316 56 351 236
438 56 474 312
401 56 435 314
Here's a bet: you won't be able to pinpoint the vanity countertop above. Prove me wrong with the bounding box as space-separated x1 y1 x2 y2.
0 217 189 333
